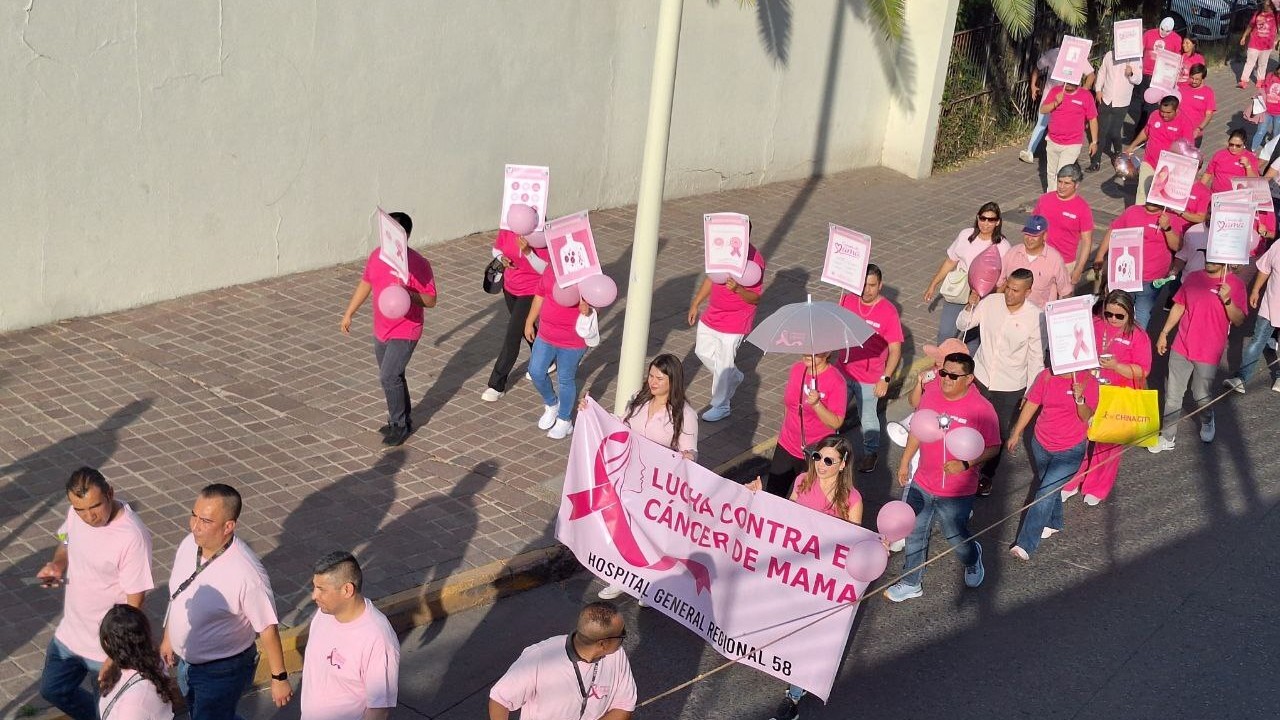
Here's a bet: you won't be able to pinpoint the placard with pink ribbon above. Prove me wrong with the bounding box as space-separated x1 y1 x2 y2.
558 399 878 702
544 211 603 288
1206 202 1254 265
1045 296 1100 375
703 213 751 277
1147 151 1199 212
376 207 409 283
500 164 550 232
1113 19 1143 62
820 224 872 295
1107 227 1144 292
1149 48 1182 93
1229 177 1272 212
1050 35 1094 85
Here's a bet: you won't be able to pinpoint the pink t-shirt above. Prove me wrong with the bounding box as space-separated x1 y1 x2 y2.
1204 148 1259 193
837 296 904 383
701 246 767 335
1034 191 1094 262
1142 28 1180 75
301 599 400 720
55 503 154 662
1176 53 1205 85
1263 74 1280 115
945 229 1010 272
1094 317 1152 389
1254 239 1280 323
1175 81 1215 130
490 635 637 720
999 243 1071 308
535 271 586 350
1250 11 1278 50
1172 270 1247 364
1170 181 1213 237
1141 113 1194 170
493 229 551 297
361 248 437 343
1111 204 1174 281
1254 212 1277 257
1045 85 1098 145
914 386 1000 498
778 362 847 457
1025 368 1099 452
791 474 862 522
623 399 699 454
97 669 174 720
165 534 279 664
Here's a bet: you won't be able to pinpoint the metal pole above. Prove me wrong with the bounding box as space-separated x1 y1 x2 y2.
613 0 685 415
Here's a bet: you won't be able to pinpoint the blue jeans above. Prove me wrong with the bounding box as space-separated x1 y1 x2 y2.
40 637 103 720
1015 436 1087 555
1132 280 1161 332
529 337 587 421
1237 313 1280 383
177 645 258 720
849 380 881 453
1026 112 1048 154
901 484 978 587
1254 113 1280 151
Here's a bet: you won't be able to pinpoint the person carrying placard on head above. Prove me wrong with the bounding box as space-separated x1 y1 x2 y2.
1039 79 1098 180
1092 201 1183 330
481 222 551 404
525 272 601 440
1133 18 1180 131
687 243 767 423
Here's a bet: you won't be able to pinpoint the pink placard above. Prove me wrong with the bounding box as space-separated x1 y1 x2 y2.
820 224 872 295
1147 151 1199 212
1045 296 1100 374
1229 177 1272 212
544 210 602 288
1212 189 1254 213
1149 48 1181 92
1108 227 1144 292
1113 19 1143 62
703 213 751 276
1051 35 1094 85
1206 202 1254 265
499 164 550 232
376 207 409 283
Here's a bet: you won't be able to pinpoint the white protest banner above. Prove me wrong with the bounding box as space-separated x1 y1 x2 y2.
1050 35 1094 85
558 399 879 702
704 213 751 276
1113 19 1143 62
820 224 872 295
1045 296 1100 374
1206 202 1253 265
544 211 603 288
1230 177 1272 212
1147 151 1199 212
376 207 409 283
500 164 550 232
1149 48 1181 92
1108 227 1144 292
1212 188 1254 213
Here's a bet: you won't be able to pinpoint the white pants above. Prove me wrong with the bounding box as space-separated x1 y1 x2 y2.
694 322 745 411
1046 139 1082 178
1242 47 1272 86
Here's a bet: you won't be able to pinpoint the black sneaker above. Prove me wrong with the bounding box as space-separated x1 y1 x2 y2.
770 698 800 720
976 477 993 497
382 424 412 447
1086 162 1101 173
378 420 412 436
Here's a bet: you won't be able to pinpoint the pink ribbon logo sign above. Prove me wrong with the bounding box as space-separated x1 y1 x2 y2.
1072 324 1089 359
567 431 712 595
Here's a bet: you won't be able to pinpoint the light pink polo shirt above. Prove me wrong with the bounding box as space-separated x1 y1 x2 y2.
623 399 698 455
999 243 1071 308
945 229 1010 273
1255 240 1280 324
490 635 637 720
97 669 174 719
301 598 400 720
165 534 278 664
55 502 154 662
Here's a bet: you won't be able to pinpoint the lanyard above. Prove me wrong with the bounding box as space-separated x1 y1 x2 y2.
101 674 144 719
170 538 233 602
565 634 601 720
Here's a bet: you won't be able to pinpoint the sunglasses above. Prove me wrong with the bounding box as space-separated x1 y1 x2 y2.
1228 143 1245 149
1103 311 1128 320
938 370 970 380
977 215 1000 222
808 451 845 466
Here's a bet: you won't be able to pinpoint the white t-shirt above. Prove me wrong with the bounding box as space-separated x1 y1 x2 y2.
98 669 174 720
301 599 400 720
490 635 637 720
164 535 278 664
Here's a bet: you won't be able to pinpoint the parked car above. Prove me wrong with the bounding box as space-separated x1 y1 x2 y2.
1165 0 1256 41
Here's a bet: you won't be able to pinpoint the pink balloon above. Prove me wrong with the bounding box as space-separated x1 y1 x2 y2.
944 426 985 462
551 282 581 307
377 286 410 319
876 500 917 543
909 409 944 443
968 244 1003 297
736 261 763 287
844 540 889 582
579 274 618 308
506 204 539 236
707 272 730 284
526 230 548 248
1170 137 1195 157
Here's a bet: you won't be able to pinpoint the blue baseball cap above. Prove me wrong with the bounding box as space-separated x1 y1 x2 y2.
1022 215 1049 234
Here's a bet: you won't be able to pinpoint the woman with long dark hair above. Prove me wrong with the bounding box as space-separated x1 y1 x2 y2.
923 201 1009 346
98 604 176 719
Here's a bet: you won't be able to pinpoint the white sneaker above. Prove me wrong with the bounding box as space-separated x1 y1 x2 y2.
597 585 625 600
1269 337 1278 352
1148 436 1176 454
1083 495 1102 506
1273 378 1280 393
1041 527 1059 539
1061 487 1079 502
1018 149 1034 163
537 404 559 430
1199 417 1216 443
1009 545 1030 561
886 420 910 448
888 538 906 553
548 418 573 439
481 388 504 402
701 405 731 422
1223 378 1245 394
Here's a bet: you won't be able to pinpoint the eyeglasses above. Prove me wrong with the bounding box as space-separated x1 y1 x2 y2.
937 370 970 380
809 453 844 467
1103 311 1128 320
594 629 627 642
977 215 1000 222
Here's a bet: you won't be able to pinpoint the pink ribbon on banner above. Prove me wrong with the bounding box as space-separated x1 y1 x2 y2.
1072 325 1088 359
567 431 713 595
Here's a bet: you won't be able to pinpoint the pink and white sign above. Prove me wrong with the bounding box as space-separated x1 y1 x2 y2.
1149 48 1182 92
704 213 751 277
376 207 409 283
1113 19 1143 62
500 164 550 232
1147 151 1199 212
1229 177 1273 212
820 224 872 295
558 399 876 702
1212 189 1254 213
1051 35 1094 85
1206 202 1254 265
544 211 603 288
1045 296 1100 374
1108 227 1144 292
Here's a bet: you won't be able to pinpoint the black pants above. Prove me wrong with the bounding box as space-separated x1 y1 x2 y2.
1131 75 1152 133
765 444 807 497
1093 103 1128 166
487 290 536 392
976 380 1025 486
375 338 417 427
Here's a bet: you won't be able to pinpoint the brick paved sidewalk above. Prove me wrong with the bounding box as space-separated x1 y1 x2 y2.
0 68 1246 715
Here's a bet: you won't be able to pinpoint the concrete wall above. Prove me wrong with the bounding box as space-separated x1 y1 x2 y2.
1 0 955 332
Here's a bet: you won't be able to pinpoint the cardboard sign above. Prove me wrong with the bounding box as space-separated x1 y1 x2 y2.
1212 188 1255 213
1113 19 1143 62
820 224 872 295
500 164 550 232
376 207 409 283
1107 227 1144 292
1149 48 1182 92
544 211 603 287
1230 177 1273 212
1147 151 1200 212
1206 202 1254 265
1050 35 1094 85
703 213 751 276
1045 296 1100 375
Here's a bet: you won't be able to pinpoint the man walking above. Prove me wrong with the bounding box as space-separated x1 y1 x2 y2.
37 467 154 720
161 484 293 719
1091 47 1140 172
302 551 399 720
837 264 903 472
688 243 766 422
998 216 1071 308
1033 164 1094 283
1126 96 1195 205
1039 80 1098 179
490 602 636 720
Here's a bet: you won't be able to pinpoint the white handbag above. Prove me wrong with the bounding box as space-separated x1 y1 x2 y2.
938 268 970 304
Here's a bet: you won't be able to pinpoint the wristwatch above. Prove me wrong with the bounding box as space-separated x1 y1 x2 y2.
960 460 971 470
271 671 288 682
881 375 892 383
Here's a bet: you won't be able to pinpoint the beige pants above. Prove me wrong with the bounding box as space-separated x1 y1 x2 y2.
1136 161 1155 205
1046 140 1083 178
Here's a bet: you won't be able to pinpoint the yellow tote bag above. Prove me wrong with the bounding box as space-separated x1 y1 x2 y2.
1087 384 1160 448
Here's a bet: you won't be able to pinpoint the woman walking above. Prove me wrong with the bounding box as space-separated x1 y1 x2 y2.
481 227 550 402
762 352 846 497
98 604 176 719
923 202 1009 346
525 271 600 440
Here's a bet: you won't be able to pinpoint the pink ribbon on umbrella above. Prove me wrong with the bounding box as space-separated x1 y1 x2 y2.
567 431 712 595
